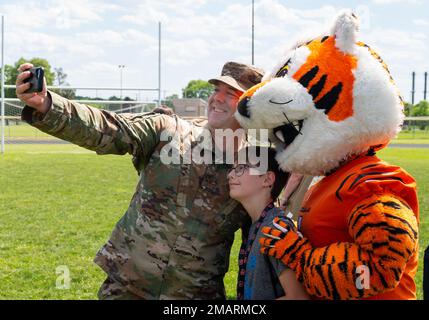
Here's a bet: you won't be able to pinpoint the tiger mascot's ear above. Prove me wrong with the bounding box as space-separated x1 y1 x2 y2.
331 11 359 54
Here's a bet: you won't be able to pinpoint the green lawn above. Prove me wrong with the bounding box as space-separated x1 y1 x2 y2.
3 124 429 143
396 130 429 140
0 144 428 299
3 124 53 139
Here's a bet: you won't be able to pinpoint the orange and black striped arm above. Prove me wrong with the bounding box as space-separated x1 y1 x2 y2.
260 194 418 299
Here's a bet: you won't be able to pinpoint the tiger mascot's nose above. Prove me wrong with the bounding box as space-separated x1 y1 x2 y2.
237 97 250 117
237 80 268 118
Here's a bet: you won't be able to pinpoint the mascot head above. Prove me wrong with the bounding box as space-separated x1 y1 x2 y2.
235 12 404 176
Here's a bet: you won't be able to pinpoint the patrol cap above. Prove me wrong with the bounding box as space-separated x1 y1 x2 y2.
208 61 264 92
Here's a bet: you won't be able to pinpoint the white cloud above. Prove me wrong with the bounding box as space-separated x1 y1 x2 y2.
1 0 427 102
0 0 120 31
78 62 121 74
76 29 156 47
372 0 423 4
413 19 429 26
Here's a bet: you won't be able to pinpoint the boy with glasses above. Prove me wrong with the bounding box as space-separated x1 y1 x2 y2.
227 146 308 300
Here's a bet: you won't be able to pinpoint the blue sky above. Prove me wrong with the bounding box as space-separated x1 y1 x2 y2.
1 0 428 102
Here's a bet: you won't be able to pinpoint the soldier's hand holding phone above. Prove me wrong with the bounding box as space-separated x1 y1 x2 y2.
16 63 51 114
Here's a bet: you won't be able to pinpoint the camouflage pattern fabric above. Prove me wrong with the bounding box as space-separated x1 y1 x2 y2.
21 91 249 300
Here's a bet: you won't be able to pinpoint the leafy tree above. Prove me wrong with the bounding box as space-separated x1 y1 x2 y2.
1 57 55 98
182 80 213 99
406 100 429 130
411 100 429 117
403 102 412 117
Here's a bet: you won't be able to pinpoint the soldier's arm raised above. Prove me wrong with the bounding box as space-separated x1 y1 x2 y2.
17 63 170 160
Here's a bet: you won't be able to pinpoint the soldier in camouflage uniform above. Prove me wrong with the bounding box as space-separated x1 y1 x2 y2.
16 61 264 299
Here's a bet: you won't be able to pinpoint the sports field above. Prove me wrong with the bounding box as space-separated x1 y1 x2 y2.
3 123 429 142
0 143 428 299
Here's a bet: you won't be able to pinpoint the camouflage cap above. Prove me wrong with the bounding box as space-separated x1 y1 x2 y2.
208 61 264 92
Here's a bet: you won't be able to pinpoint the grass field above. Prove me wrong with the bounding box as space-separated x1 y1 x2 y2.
3 124 429 142
0 143 428 299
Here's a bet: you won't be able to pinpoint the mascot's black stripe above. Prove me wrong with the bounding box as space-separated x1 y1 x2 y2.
366 261 374 275
315 82 343 114
366 148 376 156
372 262 389 289
388 235 402 243
384 213 418 238
392 267 401 282
320 247 329 264
314 286 322 297
298 66 319 88
350 211 372 230
321 35 329 42
357 288 364 299
362 200 383 210
385 225 415 240
372 241 389 249
399 199 412 210
388 246 406 259
354 221 391 239
357 247 363 263
338 261 348 280
346 289 354 299
358 221 415 240
335 173 355 201
327 264 341 299
315 264 331 298
380 254 396 262
288 239 309 263
299 256 306 274
381 201 401 210
268 238 277 246
353 203 367 212
279 238 301 261
348 171 385 190
306 248 316 268
343 244 349 279
308 74 327 100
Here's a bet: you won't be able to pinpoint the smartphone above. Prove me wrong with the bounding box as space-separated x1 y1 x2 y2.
23 67 44 93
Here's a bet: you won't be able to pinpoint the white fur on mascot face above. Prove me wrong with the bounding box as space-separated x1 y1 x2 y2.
235 12 404 176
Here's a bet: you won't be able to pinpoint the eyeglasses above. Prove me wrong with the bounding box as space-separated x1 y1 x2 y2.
229 164 261 177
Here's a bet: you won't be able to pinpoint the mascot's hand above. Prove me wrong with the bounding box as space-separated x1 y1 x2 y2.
259 217 312 271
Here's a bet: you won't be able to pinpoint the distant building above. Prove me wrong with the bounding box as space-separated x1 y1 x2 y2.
172 98 207 118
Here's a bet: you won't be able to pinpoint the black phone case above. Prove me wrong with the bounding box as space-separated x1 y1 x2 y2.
23 67 44 93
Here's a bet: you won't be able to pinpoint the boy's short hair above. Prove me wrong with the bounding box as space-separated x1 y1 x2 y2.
238 146 290 201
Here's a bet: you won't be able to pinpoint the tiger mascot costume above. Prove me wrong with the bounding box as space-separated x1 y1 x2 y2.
234 12 419 300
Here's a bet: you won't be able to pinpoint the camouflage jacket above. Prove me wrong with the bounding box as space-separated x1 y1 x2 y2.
21 91 248 299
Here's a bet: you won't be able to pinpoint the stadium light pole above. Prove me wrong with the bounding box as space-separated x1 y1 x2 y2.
1 15 5 154
252 0 254 65
424 71 427 101
158 21 161 107
118 64 125 99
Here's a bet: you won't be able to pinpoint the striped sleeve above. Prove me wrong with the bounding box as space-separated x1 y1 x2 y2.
273 194 418 299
